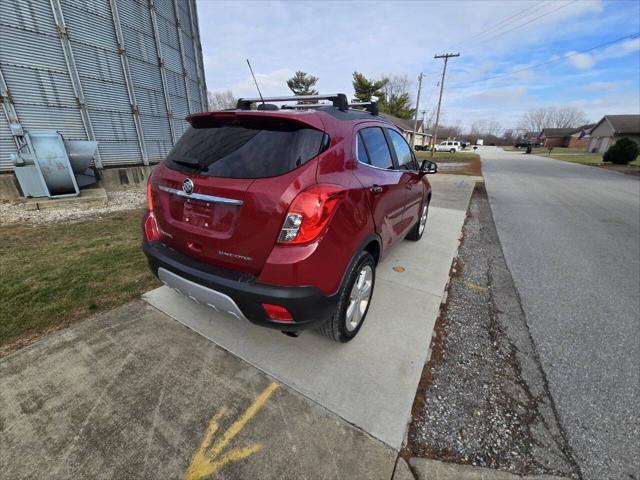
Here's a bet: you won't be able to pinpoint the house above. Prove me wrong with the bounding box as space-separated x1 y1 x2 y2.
379 113 432 149
540 128 579 148
567 124 595 149
587 115 640 153
524 131 541 143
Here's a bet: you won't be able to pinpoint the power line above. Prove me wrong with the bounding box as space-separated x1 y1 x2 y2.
467 0 578 47
448 32 640 89
450 0 549 49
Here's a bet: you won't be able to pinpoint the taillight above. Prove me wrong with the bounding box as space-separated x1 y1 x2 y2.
147 176 154 211
145 176 160 241
278 185 344 244
262 303 294 322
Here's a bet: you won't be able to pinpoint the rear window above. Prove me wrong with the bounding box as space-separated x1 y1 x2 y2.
164 123 325 179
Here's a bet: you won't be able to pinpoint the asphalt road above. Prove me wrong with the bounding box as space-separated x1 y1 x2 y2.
481 147 640 480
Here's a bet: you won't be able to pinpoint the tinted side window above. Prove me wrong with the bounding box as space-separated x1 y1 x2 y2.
388 129 415 170
165 125 324 179
359 127 393 169
356 133 370 164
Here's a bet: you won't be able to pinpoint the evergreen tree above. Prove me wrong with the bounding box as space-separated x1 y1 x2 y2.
352 72 388 102
286 71 319 96
383 92 415 119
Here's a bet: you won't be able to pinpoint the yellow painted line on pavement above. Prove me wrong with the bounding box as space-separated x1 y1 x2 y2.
465 281 489 292
184 382 279 480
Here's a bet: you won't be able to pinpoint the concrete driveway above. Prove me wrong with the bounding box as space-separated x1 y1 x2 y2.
1 173 478 479
481 147 640 480
0 301 395 480
144 174 477 450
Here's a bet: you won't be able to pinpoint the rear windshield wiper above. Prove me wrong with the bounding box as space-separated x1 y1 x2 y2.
171 159 208 172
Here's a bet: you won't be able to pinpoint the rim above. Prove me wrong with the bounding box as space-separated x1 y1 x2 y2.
418 204 428 235
345 265 373 332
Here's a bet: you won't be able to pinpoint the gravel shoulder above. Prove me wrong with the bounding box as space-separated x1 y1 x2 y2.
0 189 145 225
404 184 579 478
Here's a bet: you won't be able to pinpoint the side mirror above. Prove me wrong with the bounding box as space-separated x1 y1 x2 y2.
420 159 437 175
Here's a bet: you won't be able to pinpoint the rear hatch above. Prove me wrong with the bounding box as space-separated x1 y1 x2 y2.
152 112 327 275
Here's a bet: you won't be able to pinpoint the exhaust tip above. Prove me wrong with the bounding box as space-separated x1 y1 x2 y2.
282 331 299 338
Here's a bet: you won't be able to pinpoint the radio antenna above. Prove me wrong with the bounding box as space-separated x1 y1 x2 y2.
246 59 265 106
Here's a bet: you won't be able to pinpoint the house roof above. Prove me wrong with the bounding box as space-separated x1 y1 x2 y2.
570 124 596 136
603 115 640 134
379 113 424 134
540 128 577 138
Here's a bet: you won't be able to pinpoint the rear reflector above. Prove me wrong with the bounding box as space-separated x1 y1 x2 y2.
144 212 160 242
262 303 294 322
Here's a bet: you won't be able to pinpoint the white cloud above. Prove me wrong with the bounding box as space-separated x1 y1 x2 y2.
584 81 627 91
567 52 595 69
566 37 639 70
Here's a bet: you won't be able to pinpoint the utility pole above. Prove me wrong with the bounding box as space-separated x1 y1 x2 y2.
411 72 424 148
431 52 460 158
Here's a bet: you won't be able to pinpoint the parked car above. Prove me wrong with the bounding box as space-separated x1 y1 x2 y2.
435 140 462 153
515 140 542 148
143 94 437 343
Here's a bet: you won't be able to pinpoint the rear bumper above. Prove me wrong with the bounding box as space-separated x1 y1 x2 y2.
143 241 338 331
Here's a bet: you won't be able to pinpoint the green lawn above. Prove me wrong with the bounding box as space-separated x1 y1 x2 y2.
416 150 481 176
415 151 480 162
530 147 588 155
0 210 160 351
510 146 640 166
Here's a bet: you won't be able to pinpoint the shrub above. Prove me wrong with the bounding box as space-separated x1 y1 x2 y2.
603 138 639 165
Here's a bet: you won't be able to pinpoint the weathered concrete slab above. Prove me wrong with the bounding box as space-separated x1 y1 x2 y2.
23 187 108 210
410 458 571 480
0 301 396 479
393 458 416 480
144 174 477 450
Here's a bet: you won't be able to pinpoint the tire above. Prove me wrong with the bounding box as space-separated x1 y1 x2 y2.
320 251 376 343
406 198 429 241
449 148 456 154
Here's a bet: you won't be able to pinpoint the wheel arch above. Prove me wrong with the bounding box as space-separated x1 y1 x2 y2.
337 233 382 295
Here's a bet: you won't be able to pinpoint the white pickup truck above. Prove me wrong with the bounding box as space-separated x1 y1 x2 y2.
435 140 462 153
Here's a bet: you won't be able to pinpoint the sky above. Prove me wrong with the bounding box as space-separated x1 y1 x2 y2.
196 0 640 132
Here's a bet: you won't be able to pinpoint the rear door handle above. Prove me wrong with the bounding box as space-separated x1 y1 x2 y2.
370 186 383 194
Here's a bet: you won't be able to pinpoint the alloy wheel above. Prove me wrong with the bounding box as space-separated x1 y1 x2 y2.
345 265 373 331
418 204 429 235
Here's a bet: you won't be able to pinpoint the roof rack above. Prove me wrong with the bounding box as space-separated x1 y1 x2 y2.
348 102 379 116
236 93 348 111
280 104 327 110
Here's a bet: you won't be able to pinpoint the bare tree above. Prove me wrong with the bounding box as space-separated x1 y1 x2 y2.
550 107 588 128
470 119 502 136
207 89 236 111
518 108 551 133
438 123 462 139
518 106 587 131
380 74 412 103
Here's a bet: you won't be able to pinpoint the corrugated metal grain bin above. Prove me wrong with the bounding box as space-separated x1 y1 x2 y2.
0 0 208 172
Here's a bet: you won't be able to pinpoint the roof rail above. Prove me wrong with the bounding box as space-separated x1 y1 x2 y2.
348 102 379 116
236 93 348 111
280 104 327 110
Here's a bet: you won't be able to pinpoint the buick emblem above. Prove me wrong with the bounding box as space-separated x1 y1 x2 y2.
182 178 194 195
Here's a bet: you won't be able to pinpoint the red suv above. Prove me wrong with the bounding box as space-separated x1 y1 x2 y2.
143 94 437 342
